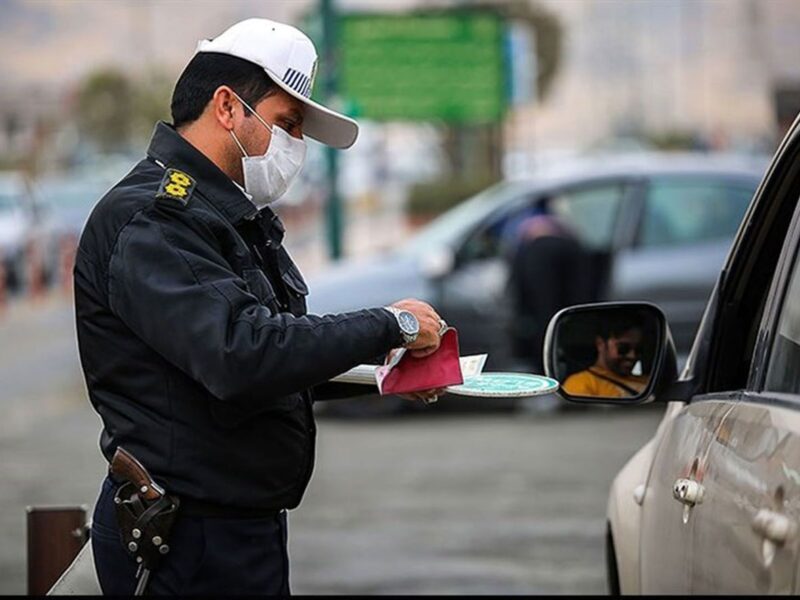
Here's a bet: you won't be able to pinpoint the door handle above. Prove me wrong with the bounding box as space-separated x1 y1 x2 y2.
673 478 705 523
752 509 796 568
752 509 796 544
673 478 705 506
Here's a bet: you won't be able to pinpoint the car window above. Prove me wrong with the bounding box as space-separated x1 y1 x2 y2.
456 200 538 263
639 180 754 248
705 158 800 393
549 184 625 250
455 182 625 264
403 181 535 257
764 244 800 394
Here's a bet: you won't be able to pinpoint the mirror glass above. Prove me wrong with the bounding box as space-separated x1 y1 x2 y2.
551 306 660 401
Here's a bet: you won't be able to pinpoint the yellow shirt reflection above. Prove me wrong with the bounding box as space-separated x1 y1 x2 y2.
562 366 648 398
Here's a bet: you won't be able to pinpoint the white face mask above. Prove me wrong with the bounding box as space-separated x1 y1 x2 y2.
229 92 307 209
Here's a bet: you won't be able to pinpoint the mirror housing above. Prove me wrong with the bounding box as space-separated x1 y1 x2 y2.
543 301 679 405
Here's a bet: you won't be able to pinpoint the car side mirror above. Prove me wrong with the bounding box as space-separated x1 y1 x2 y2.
543 302 678 405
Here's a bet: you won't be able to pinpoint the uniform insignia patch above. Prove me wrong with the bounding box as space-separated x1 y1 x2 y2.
156 169 195 205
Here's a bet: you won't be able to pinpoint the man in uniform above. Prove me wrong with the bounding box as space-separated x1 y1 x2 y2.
75 18 445 595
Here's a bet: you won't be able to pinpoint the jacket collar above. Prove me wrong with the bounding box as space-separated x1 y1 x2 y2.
146 121 260 225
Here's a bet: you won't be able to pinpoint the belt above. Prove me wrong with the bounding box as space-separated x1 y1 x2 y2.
107 472 282 519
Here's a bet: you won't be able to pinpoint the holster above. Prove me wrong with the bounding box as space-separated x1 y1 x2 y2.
113 481 181 572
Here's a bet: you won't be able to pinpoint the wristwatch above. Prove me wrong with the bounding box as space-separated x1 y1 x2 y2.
384 307 420 346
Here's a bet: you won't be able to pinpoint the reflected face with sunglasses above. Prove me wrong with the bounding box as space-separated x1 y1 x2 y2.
595 328 643 377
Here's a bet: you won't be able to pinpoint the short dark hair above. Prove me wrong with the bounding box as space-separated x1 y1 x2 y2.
170 52 278 128
597 313 643 340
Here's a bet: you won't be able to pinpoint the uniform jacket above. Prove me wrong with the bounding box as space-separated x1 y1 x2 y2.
74 122 402 512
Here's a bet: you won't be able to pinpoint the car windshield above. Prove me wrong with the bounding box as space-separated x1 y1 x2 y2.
401 181 534 256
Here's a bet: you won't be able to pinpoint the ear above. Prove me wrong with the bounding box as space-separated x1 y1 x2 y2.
210 86 238 131
594 336 605 353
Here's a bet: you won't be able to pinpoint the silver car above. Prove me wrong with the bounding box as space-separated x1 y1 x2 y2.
0 172 58 291
309 153 766 415
545 120 800 593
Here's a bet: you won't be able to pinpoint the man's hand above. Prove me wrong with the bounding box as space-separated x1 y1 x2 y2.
399 387 447 405
390 298 443 358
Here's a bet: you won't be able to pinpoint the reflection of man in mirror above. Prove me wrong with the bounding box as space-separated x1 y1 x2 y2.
562 317 649 397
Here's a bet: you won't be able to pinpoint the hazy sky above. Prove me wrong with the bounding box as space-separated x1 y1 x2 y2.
1 0 310 89
0 0 430 91
3 0 799 153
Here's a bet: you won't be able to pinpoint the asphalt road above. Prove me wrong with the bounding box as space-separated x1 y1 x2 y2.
0 295 662 595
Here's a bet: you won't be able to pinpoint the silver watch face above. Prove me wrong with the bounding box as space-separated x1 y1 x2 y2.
398 311 419 335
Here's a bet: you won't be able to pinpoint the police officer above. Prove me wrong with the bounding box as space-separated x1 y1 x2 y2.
75 18 445 595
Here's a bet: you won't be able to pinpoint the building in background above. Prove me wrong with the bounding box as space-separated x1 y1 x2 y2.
1 0 799 177
506 0 800 171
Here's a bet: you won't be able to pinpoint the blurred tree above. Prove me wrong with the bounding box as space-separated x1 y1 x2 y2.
443 0 563 183
472 0 563 103
132 69 174 141
76 67 174 153
407 172 498 221
76 69 134 152
645 129 709 152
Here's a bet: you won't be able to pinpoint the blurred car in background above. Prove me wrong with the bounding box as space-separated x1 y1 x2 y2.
307 153 767 416
0 171 59 291
37 175 114 241
35 159 132 288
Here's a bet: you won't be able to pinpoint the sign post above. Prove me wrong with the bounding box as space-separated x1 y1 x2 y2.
309 7 513 259
321 0 343 260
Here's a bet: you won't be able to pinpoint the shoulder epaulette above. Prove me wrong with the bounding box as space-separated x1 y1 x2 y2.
156 168 195 206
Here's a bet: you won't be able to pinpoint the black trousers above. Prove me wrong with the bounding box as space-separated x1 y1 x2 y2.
91 477 291 595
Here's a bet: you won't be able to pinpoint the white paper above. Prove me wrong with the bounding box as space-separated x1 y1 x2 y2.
460 354 488 379
330 354 489 388
330 363 379 385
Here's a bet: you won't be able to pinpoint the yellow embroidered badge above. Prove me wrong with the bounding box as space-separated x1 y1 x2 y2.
156 169 195 205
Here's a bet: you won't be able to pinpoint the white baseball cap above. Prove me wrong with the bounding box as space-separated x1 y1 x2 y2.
196 18 359 149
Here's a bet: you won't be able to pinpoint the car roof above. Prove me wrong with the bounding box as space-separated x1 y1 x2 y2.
507 152 769 192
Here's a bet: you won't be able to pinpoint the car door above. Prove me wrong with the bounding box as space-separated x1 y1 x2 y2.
637 398 730 594
438 180 629 369
687 199 800 594
635 122 800 593
610 177 756 359
547 179 635 299
435 194 533 369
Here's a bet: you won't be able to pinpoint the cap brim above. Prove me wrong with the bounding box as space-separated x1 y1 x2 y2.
269 70 359 149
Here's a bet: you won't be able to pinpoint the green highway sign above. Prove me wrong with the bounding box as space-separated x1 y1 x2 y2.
338 11 508 124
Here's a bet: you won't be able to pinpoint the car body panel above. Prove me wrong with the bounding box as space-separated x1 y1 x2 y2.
606 400 686 594
688 399 800 594
638 399 739 593
307 253 432 315
436 257 516 368
607 438 654 594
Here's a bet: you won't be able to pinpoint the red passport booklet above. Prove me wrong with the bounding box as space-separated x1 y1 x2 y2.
376 328 464 395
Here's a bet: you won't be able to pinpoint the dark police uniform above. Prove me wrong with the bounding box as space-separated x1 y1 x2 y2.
75 122 403 594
